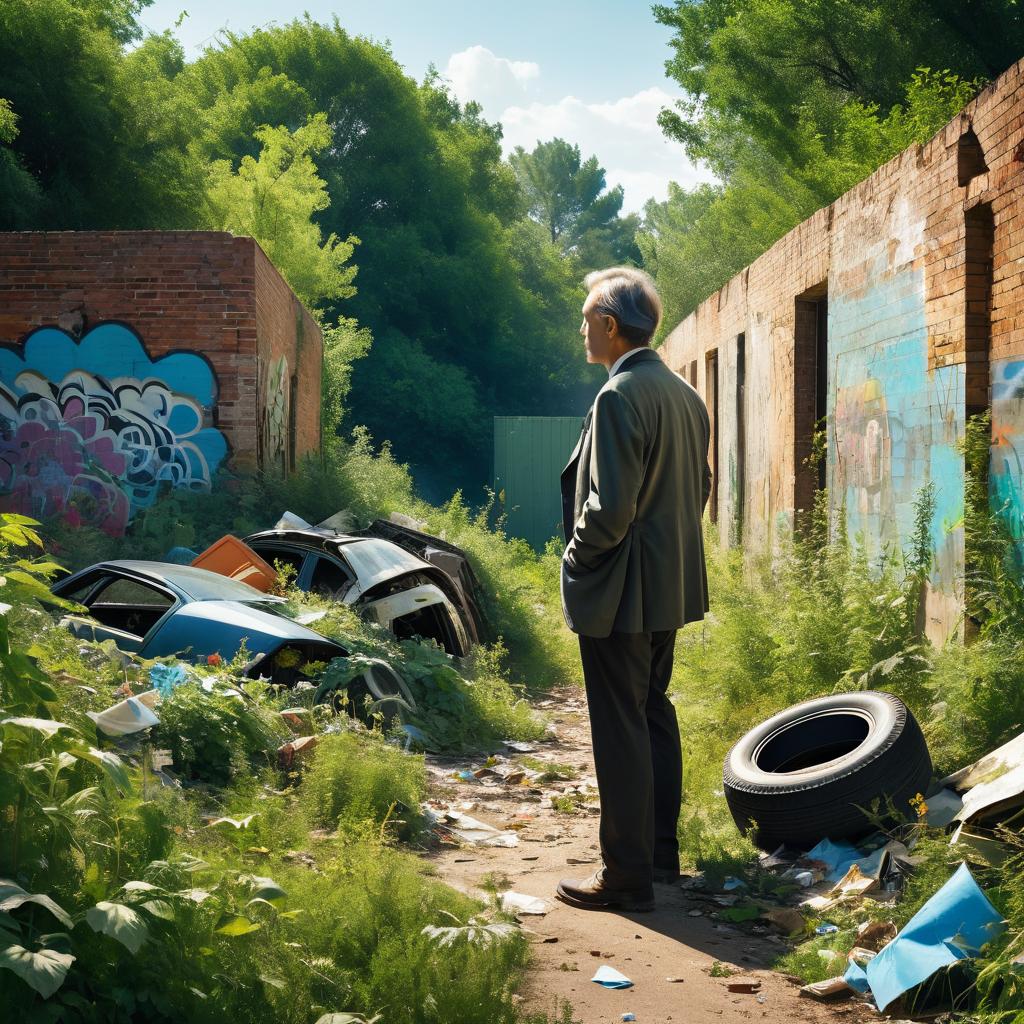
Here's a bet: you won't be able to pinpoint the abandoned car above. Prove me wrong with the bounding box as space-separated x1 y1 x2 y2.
243 527 472 657
50 560 346 684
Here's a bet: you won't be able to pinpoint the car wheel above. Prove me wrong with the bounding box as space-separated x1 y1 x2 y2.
328 661 416 729
722 690 932 851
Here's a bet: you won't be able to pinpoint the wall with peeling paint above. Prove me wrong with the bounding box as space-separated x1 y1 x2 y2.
661 57 1024 642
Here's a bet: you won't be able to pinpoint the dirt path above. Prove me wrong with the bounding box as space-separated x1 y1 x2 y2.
421 688 872 1024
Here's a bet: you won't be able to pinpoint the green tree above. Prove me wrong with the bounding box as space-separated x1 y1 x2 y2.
640 69 982 331
204 114 359 310
654 0 1024 166
0 99 42 228
510 138 640 267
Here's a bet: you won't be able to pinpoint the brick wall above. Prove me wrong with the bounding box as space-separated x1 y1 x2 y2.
661 58 1024 641
0 231 322 534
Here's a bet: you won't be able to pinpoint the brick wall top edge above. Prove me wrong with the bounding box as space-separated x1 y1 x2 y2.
0 230 242 242
665 54 1024 338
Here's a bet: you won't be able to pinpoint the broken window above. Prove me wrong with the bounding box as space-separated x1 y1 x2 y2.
88 576 174 638
309 555 355 600
958 127 989 187
794 283 829 523
965 203 994 420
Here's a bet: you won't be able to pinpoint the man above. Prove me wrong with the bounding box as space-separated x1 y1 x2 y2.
557 267 712 913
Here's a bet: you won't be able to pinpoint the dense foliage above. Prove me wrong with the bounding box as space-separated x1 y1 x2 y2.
640 0 1024 332
0 4 620 499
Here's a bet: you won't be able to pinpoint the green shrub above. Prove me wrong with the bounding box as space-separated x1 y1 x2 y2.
155 680 287 785
300 731 426 835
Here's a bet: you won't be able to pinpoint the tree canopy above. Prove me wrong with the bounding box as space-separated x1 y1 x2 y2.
640 0 1021 334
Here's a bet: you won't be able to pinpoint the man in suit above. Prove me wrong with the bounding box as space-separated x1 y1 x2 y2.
557 267 712 912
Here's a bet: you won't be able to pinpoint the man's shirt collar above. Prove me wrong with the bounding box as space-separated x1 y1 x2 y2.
608 346 647 377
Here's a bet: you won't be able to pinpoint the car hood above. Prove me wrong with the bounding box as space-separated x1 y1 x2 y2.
142 600 344 660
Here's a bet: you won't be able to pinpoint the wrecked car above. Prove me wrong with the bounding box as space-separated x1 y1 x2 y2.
244 526 472 657
50 560 346 685
356 517 491 645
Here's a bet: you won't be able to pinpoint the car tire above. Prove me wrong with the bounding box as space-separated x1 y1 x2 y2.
722 690 932 851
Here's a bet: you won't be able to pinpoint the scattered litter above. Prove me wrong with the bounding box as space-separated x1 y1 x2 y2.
786 869 816 887
149 663 188 697
621 1014 636 1021
424 807 520 848
504 741 536 753
280 707 311 730
828 863 879 900
815 923 839 935
800 977 851 1000
592 965 633 989
856 919 897 950
726 978 761 993
688 909 704 917
864 862 1006 1012
567 857 597 865
88 692 161 736
944 728 1024 791
924 787 964 827
500 891 549 915
722 876 746 891
666 976 685 983
278 735 318 769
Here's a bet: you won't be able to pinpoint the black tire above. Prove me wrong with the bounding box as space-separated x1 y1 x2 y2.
723 690 932 851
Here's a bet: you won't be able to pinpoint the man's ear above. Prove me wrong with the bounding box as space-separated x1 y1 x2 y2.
604 314 619 339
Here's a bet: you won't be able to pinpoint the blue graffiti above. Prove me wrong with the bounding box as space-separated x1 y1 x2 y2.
0 324 228 534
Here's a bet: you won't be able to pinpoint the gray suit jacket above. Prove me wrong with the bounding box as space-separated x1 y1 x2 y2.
560 347 712 638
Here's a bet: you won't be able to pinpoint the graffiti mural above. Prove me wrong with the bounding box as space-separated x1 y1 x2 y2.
829 257 964 593
261 355 289 475
0 323 228 535
990 357 1024 547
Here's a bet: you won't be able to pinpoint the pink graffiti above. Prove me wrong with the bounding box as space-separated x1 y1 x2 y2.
0 409 131 536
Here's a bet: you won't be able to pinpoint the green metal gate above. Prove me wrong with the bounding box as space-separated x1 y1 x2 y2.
493 415 583 551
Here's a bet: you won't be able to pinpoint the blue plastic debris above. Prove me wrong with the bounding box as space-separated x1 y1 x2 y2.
622 1014 637 1021
149 662 188 697
723 876 747 891
864 863 1005 1012
815 923 839 935
591 965 633 989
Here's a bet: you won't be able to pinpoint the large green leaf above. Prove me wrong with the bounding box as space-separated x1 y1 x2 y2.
85 901 148 954
215 916 261 937
243 876 286 903
0 881 73 928
70 745 131 793
0 944 75 997
1 718 75 741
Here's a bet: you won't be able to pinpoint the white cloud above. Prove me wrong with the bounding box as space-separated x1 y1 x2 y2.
443 45 541 114
499 87 714 214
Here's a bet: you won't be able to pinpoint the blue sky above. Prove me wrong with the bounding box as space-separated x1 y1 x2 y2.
140 0 713 212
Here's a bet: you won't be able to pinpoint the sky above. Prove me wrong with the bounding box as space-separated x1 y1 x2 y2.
139 0 714 213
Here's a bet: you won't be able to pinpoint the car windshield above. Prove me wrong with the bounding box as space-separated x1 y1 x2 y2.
340 539 425 588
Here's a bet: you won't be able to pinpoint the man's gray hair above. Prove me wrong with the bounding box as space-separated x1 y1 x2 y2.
585 266 663 345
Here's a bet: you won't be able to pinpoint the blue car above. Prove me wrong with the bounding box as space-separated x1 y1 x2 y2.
51 561 346 684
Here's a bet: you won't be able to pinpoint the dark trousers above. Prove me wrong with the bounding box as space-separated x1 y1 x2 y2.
578 629 681 890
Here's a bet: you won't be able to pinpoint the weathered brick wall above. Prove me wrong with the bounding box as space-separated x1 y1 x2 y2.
253 245 323 475
0 231 322 535
661 58 1024 641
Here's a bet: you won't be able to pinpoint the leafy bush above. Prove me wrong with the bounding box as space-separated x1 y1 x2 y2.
300 731 426 835
155 679 288 786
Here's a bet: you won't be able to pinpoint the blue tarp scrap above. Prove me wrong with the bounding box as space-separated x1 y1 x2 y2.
856 862 1005 1012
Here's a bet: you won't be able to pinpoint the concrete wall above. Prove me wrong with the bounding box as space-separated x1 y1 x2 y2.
661 58 1024 641
0 231 322 534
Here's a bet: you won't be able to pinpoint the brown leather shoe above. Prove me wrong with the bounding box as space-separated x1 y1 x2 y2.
556 870 655 912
